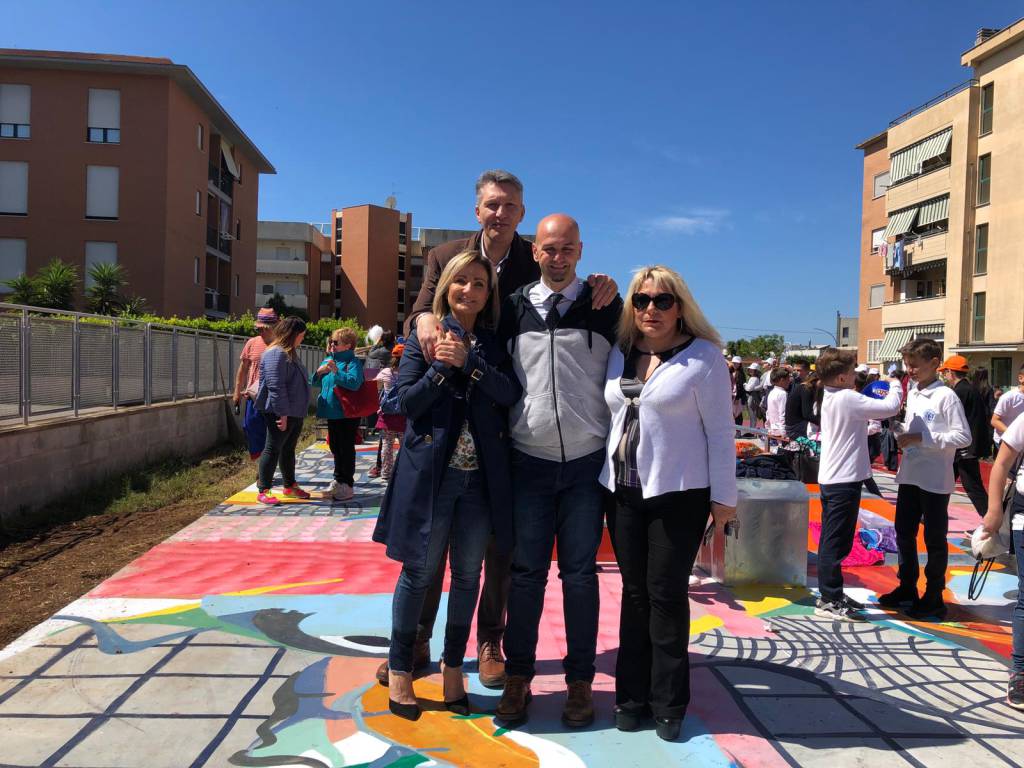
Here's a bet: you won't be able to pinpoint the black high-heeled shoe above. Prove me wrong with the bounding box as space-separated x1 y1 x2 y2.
388 697 421 721
445 694 471 716
655 717 682 741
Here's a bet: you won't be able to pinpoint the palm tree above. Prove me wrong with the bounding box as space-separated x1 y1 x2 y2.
86 262 127 315
1 274 41 306
117 295 149 317
35 259 78 310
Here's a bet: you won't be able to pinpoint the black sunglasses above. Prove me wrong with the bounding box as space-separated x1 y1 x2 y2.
631 292 676 311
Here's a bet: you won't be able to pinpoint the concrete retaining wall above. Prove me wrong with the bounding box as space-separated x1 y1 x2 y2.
0 396 232 528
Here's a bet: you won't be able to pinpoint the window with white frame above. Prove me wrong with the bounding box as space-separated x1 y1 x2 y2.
0 238 27 290
867 339 883 362
84 242 117 288
87 89 120 143
275 246 290 260
869 284 885 308
197 123 204 151
195 190 201 216
86 166 119 219
261 284 274 295
194 256 200 284
872 171 889 199
0 84 31 139
320 280 331 294
0 161 28 214
871 227 885 251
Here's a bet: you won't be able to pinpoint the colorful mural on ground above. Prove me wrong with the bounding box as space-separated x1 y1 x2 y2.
1 443 1022 767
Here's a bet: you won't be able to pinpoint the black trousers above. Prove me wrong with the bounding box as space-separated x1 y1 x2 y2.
953 457 989 518
257 412 304 492
327 417 360 486
895 484 950 594
418 535 512 646
817 481 862 604
607 484 710 720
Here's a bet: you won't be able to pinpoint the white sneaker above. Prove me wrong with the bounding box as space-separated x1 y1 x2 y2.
331 482 354 501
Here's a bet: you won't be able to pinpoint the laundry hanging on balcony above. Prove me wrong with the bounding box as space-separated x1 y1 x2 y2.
220 138 240 180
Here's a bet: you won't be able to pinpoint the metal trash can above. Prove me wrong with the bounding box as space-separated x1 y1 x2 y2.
695 478 809 586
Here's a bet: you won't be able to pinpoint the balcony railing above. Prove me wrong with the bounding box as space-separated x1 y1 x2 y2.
208 163 234 198
206 226 232 256
204 291 230 314
889 79 978 127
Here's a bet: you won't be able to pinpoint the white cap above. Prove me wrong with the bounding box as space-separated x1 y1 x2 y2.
731 355 742 364
887 364 899 375
868 367 879 375
855 364 868 373
748 362 761 371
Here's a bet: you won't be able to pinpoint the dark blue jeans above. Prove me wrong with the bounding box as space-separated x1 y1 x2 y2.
818 481 862 604
894 484 949 594
503 448 606 683
257 412 303 492
389 468 491 673
1010 492 1024 673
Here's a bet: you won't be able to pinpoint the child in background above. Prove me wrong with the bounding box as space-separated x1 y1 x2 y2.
765 367 792 437
815 347 903 622
312 328 365 501
374 344 406 480
879 339 971 619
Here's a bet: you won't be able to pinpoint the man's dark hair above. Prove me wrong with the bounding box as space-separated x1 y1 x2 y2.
475 169 523 200
900 338 942 362
816 347 856 384
770 367 791 385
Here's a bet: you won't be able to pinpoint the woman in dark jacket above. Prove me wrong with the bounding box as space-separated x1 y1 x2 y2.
372 250 520 720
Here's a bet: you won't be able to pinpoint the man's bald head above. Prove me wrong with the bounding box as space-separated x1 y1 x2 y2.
536 213 580 241
533 213 583 291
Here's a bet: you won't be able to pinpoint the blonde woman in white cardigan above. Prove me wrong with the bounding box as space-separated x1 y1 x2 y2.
599 265 737 742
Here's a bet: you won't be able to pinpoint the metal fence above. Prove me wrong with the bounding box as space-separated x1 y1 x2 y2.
0 302 325 427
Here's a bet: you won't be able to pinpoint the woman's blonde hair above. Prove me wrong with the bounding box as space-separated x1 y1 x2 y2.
268 316 307 360
431 250 500 329
330 327 359 348
618 265 722 351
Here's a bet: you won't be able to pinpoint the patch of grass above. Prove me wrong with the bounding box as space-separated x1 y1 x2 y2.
0 415 319 545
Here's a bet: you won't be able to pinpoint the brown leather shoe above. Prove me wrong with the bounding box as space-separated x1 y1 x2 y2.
562 680 594 728
477 641 506 689
375 636 432 686
495 674 532 725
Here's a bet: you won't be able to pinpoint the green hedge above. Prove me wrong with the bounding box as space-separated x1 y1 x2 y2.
126 311 367 349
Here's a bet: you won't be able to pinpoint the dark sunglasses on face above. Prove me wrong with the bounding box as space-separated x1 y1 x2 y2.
631 292 677 311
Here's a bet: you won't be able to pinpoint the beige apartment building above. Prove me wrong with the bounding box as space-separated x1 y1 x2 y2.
256 221 333 322
856 22 1024 389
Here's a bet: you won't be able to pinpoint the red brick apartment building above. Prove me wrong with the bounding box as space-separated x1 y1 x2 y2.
0 49 274 318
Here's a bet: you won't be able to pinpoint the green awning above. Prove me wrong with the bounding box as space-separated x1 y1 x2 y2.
915 324 944 337
877 327 915 361
917 195 949 226
883 207 919 239
890 128 952 183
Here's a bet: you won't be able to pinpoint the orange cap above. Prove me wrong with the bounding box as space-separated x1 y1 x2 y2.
939 354 969 373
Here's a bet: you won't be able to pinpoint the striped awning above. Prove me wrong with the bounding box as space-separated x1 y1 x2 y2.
878 324 946 360
883 207 918 239
917 195 949 227
877 327 915 361
890 128 952 183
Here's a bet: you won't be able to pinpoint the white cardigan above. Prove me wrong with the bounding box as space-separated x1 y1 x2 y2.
599 338 738 507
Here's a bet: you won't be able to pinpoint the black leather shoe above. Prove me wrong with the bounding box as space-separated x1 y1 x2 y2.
388 698 421 721
445 695 471 716
655 717 682 741
613 705 648 732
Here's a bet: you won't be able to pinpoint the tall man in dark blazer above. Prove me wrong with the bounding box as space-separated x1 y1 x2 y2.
377 169 617 689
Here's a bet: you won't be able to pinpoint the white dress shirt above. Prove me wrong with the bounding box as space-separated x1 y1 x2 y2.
529 278 581 322
896 379 972 495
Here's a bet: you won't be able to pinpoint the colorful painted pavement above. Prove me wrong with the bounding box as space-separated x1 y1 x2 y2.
2 443 1024 767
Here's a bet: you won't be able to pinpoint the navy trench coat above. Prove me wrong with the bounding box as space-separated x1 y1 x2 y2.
372 316 521 568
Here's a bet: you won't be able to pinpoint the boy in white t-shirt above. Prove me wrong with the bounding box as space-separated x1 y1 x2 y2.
980 409 1024 709
993 364 1024 446
878 339 971 620
814 348 903 622
765 367 791 436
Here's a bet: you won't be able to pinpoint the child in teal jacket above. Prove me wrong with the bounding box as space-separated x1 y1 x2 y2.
312 328 364 500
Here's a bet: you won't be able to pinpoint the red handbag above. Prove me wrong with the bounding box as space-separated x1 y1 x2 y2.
336 380 379 418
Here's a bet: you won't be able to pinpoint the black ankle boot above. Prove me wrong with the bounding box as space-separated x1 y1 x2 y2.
613 705 649 732
655 717 682 741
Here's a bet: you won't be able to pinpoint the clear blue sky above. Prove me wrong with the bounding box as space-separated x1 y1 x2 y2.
5 1 1019 344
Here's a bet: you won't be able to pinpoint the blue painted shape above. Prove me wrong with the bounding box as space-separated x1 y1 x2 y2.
51 615 203 653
